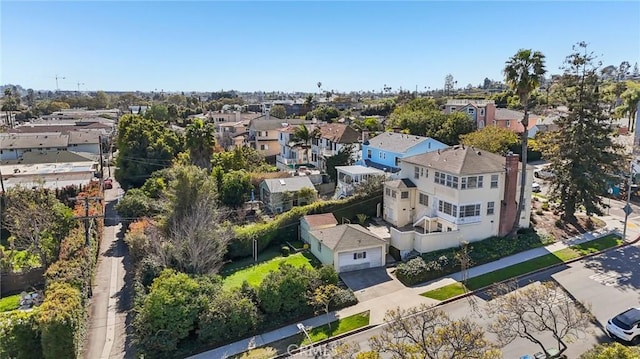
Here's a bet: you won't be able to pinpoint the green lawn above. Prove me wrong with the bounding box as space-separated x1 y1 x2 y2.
222 252 316 290
220 246 282 274
420 234 622 299
421 282 467 300
571 234 623 255
0 294 21 312
301 311 370 345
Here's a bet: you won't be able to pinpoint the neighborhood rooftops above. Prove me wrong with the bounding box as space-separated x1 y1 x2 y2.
316 123 361 144
365 132 442 153
309 224 386 251
250 118 310 131
402 146 506 175
262 176 316 193
0 133 69 149
303 213 339 228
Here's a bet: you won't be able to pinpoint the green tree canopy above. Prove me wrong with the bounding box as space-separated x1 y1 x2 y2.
461 126 519 154
269 104 287 119
115 114 184 189
185 118 216 170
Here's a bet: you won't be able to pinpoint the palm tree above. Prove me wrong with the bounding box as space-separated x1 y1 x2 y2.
504 49 546 235
292 124 321 166
186 118 216 170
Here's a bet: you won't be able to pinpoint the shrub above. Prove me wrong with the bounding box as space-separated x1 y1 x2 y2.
396 257 447 285
198 289 262 344
541 202 550 211
535 209 544 215
317 265 339 285
0 310 43 359
257 264 316 320
330 288 358 310
38 282 84 359
555 219 564 228
124 219 152 263
281 245 290 257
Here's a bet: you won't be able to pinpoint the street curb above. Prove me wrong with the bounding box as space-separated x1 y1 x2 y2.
276 232 640 354
271 324 377 359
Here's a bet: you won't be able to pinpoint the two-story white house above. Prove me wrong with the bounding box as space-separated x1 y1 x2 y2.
310 123 362 171
383 145 532 258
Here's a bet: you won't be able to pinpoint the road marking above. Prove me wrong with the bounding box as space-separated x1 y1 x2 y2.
589 272 620 287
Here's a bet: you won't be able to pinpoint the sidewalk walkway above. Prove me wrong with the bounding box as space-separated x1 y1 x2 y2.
189 215 640 359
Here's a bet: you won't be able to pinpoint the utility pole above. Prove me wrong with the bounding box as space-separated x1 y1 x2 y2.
76 82 85 93
70 196 104 298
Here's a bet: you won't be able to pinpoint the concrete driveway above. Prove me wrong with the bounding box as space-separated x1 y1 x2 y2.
340 267 405 302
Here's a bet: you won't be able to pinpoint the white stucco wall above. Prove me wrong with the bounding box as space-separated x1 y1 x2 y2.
335 246 384 273
307 234 335 267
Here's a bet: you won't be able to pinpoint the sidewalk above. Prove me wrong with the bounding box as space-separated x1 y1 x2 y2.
189 215 640 359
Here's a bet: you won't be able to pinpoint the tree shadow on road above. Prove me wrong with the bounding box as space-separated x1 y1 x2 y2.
582 245 640 291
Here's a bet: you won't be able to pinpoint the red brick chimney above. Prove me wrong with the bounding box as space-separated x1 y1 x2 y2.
498 153 520 236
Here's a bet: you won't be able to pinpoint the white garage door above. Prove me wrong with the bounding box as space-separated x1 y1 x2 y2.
337 247 383 273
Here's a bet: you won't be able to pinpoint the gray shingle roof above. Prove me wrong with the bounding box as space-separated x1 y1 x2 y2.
263 176 316 193
0 151 96 165
385 178 416 189
309 224 386 252
366 132 436 153
494 108 538 121
68 130 102 145
0 133 69 149
402 146 506 175
250 118 310 131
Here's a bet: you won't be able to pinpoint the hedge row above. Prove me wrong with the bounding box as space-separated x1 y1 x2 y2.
228 192 382 258
395 228 554 286
0 184 103 359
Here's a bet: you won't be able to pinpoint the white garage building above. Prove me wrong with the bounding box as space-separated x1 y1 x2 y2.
301 214 387 273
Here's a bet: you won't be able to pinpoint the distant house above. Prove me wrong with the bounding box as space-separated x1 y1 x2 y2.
310 123 362 172
493 108 538 135
301 214 387 273
444 99 496 129
248 115 310 162
334 165 388 199
260 176 317 214
359 132 448 175
0 131 102 161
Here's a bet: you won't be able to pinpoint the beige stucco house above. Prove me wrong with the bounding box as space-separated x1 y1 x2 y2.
383 145 533 258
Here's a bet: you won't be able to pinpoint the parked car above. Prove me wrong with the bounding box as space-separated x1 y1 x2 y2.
532 182 541 193
104 178 113 189
534 166 555 180
606 307 640 344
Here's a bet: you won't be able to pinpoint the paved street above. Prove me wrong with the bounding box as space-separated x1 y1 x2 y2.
82 180 133 359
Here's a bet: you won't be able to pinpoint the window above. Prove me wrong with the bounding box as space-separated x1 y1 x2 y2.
401 191 409 199
438 200 457 217
391 190 397 199
395 157 400 166
367 149 371 158
461 176 483 189
280 133 283 140
506 120 511 127
491 174 499 188
419 193 428 206
459 204 481 218
353 252 367 260
435 172 458 188
487 201 495 215
480 108 485 116
468 108 474 114
318 242 322 252
414 166 420 179
385 188 391 196
437 223 443 231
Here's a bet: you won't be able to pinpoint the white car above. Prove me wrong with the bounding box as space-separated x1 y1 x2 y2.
534 167 554 180
606 307 640 344
532 182 541 193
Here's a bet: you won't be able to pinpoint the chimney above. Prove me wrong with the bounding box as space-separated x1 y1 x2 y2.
498 152 520 236
362 130 370 142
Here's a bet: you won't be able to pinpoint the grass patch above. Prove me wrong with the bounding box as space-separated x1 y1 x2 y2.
466 235 621 290
301 311 370 345
222 252 315 290
421 282 467 300
571 234 623 255
0 294 21 312
221 246 282 274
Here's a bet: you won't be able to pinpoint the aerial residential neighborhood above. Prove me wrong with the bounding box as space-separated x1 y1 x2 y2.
1 2 640 359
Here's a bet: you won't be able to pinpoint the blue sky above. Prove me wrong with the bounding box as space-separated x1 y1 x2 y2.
1 1 639 93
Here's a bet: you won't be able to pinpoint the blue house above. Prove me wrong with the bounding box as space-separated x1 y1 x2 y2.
358 132 448 174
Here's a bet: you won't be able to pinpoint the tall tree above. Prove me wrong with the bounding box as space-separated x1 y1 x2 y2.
369 304 501 359
185 118 216 170
2 88 19 128
487 281 592 358
616 81 640 132
269 104 287 119
461 125 520 154
503 48 546 235
444 74 454 96
544 42 625 222
291 124 321 165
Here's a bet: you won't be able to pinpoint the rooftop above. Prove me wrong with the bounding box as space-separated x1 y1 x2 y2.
302 213 339 229
262 176 316 193
366 132 441 153
336 165 385 176
309 224 386 252
402 146 506 175
385 178 416 189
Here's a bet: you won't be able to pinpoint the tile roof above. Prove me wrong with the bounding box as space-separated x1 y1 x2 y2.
402 146 506 175
262 176 316 193
385 178 416 189
366 132 437 153
309 224 386 252
303 213 338 229
316 123 361 144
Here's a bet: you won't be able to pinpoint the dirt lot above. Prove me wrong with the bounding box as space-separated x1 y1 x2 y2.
530 196 605 241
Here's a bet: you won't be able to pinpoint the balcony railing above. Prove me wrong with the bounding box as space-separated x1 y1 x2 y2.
276 155 299 166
